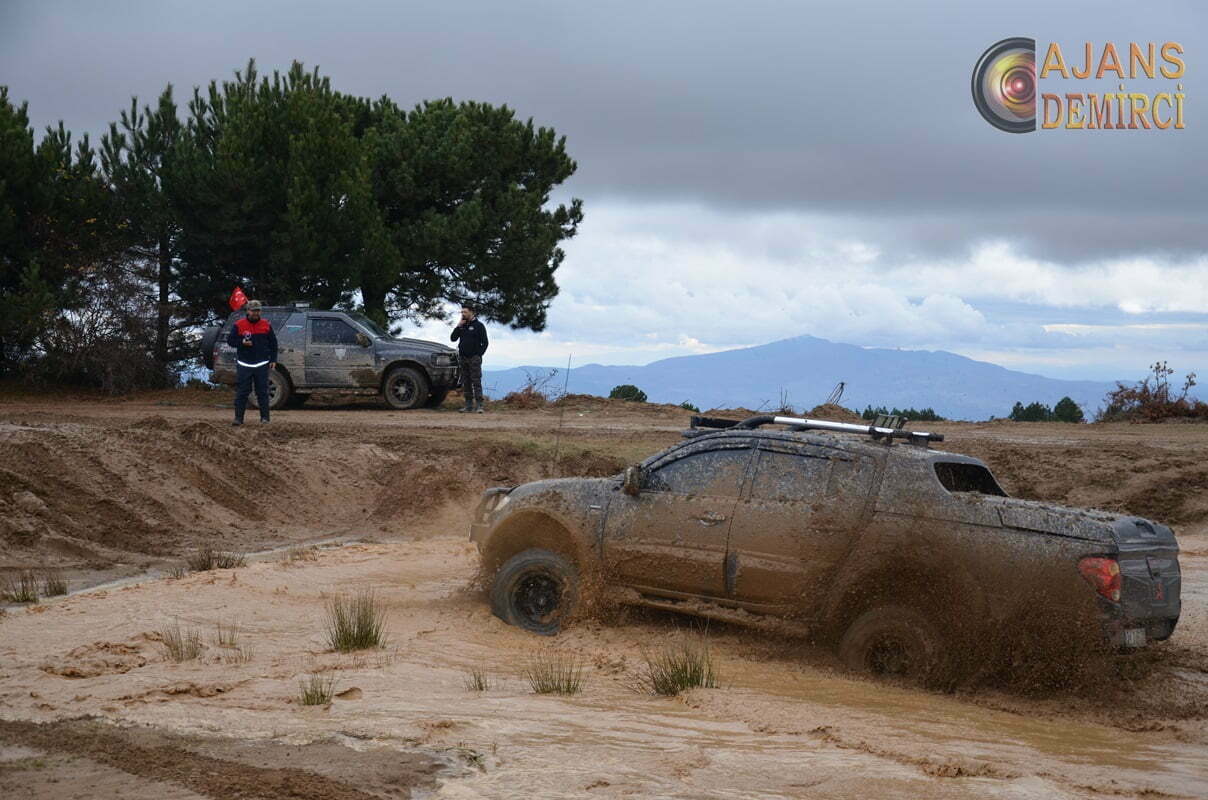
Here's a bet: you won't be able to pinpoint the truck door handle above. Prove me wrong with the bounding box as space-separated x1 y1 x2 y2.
695 511 726 526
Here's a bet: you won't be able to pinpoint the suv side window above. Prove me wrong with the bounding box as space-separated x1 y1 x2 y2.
646 448 752 497
310 318 360 345
750 450 830 502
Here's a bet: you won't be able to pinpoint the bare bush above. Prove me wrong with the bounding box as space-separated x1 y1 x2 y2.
503 368 559 409
1098 361 1207 422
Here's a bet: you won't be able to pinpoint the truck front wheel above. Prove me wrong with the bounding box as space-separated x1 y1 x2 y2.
383 366 430 410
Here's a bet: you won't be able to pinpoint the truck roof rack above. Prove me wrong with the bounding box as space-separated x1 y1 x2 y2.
688 414 944 446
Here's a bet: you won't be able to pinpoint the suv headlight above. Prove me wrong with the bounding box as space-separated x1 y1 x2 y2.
430 353 455 366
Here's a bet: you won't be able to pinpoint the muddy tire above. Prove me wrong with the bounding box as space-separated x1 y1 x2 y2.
383 366 429 410
424 388 449 409
249 368 291 411
838 605 949 685
490 549 579 636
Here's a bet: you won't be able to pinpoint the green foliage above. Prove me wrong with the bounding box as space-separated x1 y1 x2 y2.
1052 396 1085 423
325 589 388 652
679 401 700 412
861 405 945 422
524 649 584 695
631 638 719 696
1007 398 1086 423
1008 401 1052 422
609 384 647 403
298 673 336 705
2 570 39 603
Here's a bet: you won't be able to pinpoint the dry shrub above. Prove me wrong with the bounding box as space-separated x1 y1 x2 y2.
159 623 204 662
39 570 68 597
187 547 246 572
464 664 493 692
503 368 560 409
1099 361 1208 422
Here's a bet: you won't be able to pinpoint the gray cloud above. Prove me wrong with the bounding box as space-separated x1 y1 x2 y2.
2 0 1203 264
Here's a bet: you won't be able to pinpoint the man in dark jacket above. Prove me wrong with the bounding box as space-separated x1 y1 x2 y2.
227 300 279 425
450 305 489 413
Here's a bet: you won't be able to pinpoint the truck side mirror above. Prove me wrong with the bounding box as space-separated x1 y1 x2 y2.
356 332 370 347
623 465 642 496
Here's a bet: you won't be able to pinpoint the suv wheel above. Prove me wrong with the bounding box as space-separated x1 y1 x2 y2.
383 366 429 410
837 605 948 685
250 368 291 411
490 549 579 636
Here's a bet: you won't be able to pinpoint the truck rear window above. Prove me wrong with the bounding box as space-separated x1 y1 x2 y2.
934 462 1006 496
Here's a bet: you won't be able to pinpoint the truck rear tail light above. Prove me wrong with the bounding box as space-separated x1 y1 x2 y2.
1078 556 1121 602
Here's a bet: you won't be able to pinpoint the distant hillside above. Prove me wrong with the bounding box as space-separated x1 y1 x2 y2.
481 335 1119 421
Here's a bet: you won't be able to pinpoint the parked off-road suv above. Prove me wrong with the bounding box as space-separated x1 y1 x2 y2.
471 414 1181 682
201 304 459 410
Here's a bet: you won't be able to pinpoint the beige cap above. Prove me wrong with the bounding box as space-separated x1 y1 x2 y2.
246 300 262 311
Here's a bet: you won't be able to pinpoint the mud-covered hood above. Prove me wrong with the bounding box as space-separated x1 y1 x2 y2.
507 476 615 504
376 337 456 356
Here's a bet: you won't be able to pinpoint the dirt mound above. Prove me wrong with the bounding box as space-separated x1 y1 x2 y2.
0 416 625 572
806 403 863 423
552 393 686 417
42 640 149 678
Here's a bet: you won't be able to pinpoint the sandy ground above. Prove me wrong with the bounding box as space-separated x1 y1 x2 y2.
2 393 1208 798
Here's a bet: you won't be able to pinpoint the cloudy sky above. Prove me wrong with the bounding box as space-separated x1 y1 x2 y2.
3 1 1205 380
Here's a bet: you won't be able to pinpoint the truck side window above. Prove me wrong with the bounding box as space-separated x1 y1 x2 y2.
647 448 751 497
310 318 359 346
750 450 830 502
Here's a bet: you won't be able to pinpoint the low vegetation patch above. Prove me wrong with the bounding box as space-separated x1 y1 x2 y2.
524 650 585 695
298 673 336 706
631 638 720 696
187 547 246 572
39 570 68 597
1098 361 1207 422
2 571 40 603
281 545 319 564
213 620 241 648
159 623 204 662
464 664 492 692
325 589 388 652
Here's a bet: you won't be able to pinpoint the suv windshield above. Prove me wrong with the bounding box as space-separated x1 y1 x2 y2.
346 312 388 338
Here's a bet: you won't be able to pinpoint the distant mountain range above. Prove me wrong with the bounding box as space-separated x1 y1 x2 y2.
481 335 1121 421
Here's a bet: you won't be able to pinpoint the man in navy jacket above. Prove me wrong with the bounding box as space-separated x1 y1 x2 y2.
227 300 279 425
450 305 489 413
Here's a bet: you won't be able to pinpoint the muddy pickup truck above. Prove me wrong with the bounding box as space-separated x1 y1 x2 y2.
201 304 460 410
470 414 1181 682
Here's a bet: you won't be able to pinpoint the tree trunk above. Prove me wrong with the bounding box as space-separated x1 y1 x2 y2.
361 280 388 329
156 232 170 365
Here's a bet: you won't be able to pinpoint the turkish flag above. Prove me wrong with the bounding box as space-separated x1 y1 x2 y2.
228 286 248 311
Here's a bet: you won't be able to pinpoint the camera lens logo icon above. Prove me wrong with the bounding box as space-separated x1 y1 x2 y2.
972 37 1036 133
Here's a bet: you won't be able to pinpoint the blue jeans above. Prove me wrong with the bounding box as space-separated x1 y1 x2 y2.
234 364 271 422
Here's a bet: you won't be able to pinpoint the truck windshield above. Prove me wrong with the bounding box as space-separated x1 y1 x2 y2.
934 462 1007 496
346 312 388 338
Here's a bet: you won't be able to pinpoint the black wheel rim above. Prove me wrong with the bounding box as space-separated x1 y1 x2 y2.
867 635 913 676
514 573 562 626
390 376 415 404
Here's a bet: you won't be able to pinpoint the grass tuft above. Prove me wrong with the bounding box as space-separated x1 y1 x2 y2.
39 570 68 597
187 547 246 572
632 638 719 696
464 664 492 692
298 673 336 705
213 620 241 648
324 589 387 652
281 545 319 564
159 622 204 662
223 644 255 665
2 571 39 603
524 650 585 695
167 564 187 579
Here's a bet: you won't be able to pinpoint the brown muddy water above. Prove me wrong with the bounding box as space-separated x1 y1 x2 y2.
2 531 1206 799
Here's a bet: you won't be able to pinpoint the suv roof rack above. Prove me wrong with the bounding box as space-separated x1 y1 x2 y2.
689 414 944 446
